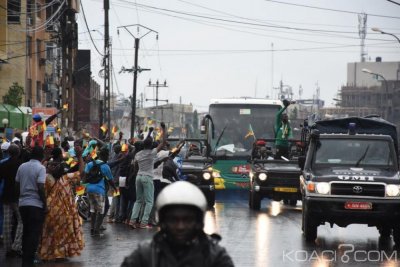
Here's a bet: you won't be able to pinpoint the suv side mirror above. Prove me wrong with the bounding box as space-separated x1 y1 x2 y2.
298 156 306 170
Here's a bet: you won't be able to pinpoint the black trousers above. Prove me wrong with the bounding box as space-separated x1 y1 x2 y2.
19 206 45 267
275 145 289 160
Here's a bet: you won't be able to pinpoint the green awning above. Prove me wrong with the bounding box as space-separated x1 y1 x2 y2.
3 104 23 129
18 106 32 131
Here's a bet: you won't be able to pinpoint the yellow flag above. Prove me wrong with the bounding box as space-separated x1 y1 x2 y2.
112 125 119 134
63 103 69 110
100 124 107 133
76 185 85 196
245 124 255 139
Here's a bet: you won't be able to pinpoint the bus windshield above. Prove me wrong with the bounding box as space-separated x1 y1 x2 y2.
209 103 281 153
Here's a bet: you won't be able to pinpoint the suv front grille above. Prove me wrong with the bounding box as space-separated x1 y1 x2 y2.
330 182 385 197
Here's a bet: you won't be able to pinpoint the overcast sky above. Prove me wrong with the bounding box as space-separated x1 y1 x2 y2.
78 0 400 112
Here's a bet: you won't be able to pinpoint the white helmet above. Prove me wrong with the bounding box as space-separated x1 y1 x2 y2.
156 181 207 220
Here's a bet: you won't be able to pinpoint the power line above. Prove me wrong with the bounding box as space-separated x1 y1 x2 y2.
80 0 103 56
264 0 400 20
121 1 397 34
387 0 400 6
130 5 396 45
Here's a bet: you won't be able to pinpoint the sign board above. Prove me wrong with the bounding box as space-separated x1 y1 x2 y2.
32 107 58 117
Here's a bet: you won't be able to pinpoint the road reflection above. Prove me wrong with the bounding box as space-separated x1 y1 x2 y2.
256 213 269 267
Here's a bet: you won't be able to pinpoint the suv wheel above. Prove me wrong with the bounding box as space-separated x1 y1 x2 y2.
378 226 392 239
393 226 400 245
206 191 215 208
302 200 317 242
250 191 261 210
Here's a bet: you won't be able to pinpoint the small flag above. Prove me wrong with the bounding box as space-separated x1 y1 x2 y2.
113 188 120 197
42 121 47 132
245 124 256 139
155 128 163 141
112 125 119 135
66 157 78 168
45 135 54 146
76 185 85 196
62 103 69 110
121 143 128 152
100 124 108 133
90 147 97 159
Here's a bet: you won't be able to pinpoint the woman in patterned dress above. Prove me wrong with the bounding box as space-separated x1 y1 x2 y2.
38 146 85 261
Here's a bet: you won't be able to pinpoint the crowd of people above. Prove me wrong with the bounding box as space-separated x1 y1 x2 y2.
0 115 234 267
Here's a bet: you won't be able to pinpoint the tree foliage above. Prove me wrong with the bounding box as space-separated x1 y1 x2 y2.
3 82 24 107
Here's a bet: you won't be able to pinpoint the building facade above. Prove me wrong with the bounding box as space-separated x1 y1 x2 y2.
74 50 101 136
0 0 27 100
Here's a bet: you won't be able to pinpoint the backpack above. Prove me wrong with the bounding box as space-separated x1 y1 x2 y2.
86 160 105 184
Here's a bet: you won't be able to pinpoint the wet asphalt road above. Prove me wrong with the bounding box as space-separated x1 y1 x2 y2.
1 190 399 267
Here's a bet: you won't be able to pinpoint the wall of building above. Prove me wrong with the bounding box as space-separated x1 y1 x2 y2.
0 0 27 103
26 0 49 107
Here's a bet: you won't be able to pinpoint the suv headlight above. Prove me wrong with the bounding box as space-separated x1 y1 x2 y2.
203 172 211 180
315 182 330 195
386 184 400 197
258 173 267 181
212 171 220 178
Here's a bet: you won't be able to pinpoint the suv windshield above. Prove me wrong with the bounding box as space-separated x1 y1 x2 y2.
314 139 395 168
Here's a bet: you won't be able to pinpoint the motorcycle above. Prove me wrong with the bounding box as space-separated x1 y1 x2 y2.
74 185 90 221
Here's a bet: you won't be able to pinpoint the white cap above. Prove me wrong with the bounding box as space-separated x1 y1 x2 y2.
1 142 10 151
12 137 20 143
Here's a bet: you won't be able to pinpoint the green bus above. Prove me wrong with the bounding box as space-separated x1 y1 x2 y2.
208 98 282 190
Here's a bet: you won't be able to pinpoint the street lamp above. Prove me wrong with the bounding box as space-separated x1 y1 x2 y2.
371 27 400 44
362 68 392 122
2 118 8 129
2 118 9 139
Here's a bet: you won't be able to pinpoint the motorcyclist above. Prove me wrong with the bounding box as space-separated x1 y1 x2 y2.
121 181 235 267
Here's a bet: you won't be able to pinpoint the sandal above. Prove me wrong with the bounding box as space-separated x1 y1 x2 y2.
128 220 138 229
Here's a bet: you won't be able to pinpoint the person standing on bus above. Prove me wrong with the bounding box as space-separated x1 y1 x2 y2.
274 100 292 160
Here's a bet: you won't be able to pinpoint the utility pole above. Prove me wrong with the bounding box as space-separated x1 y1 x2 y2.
117 24 157 140
103 0 111 139
146 79 168 107
270 42 274 99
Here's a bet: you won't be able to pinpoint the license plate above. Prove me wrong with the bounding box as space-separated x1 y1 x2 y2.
274 187 298 193
344 202 372 210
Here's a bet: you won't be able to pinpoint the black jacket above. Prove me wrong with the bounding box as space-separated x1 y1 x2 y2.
162 158 178 183
0 157 22 203
121 232 234 267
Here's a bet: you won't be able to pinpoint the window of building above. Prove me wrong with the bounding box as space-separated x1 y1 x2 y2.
36 39 41 60
45 0 58 31
27 79 32 106
36 3 42 19
7 0 21 23
26 36 32 57
27 0 34 26
36 81 41 104
45 42 56 60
